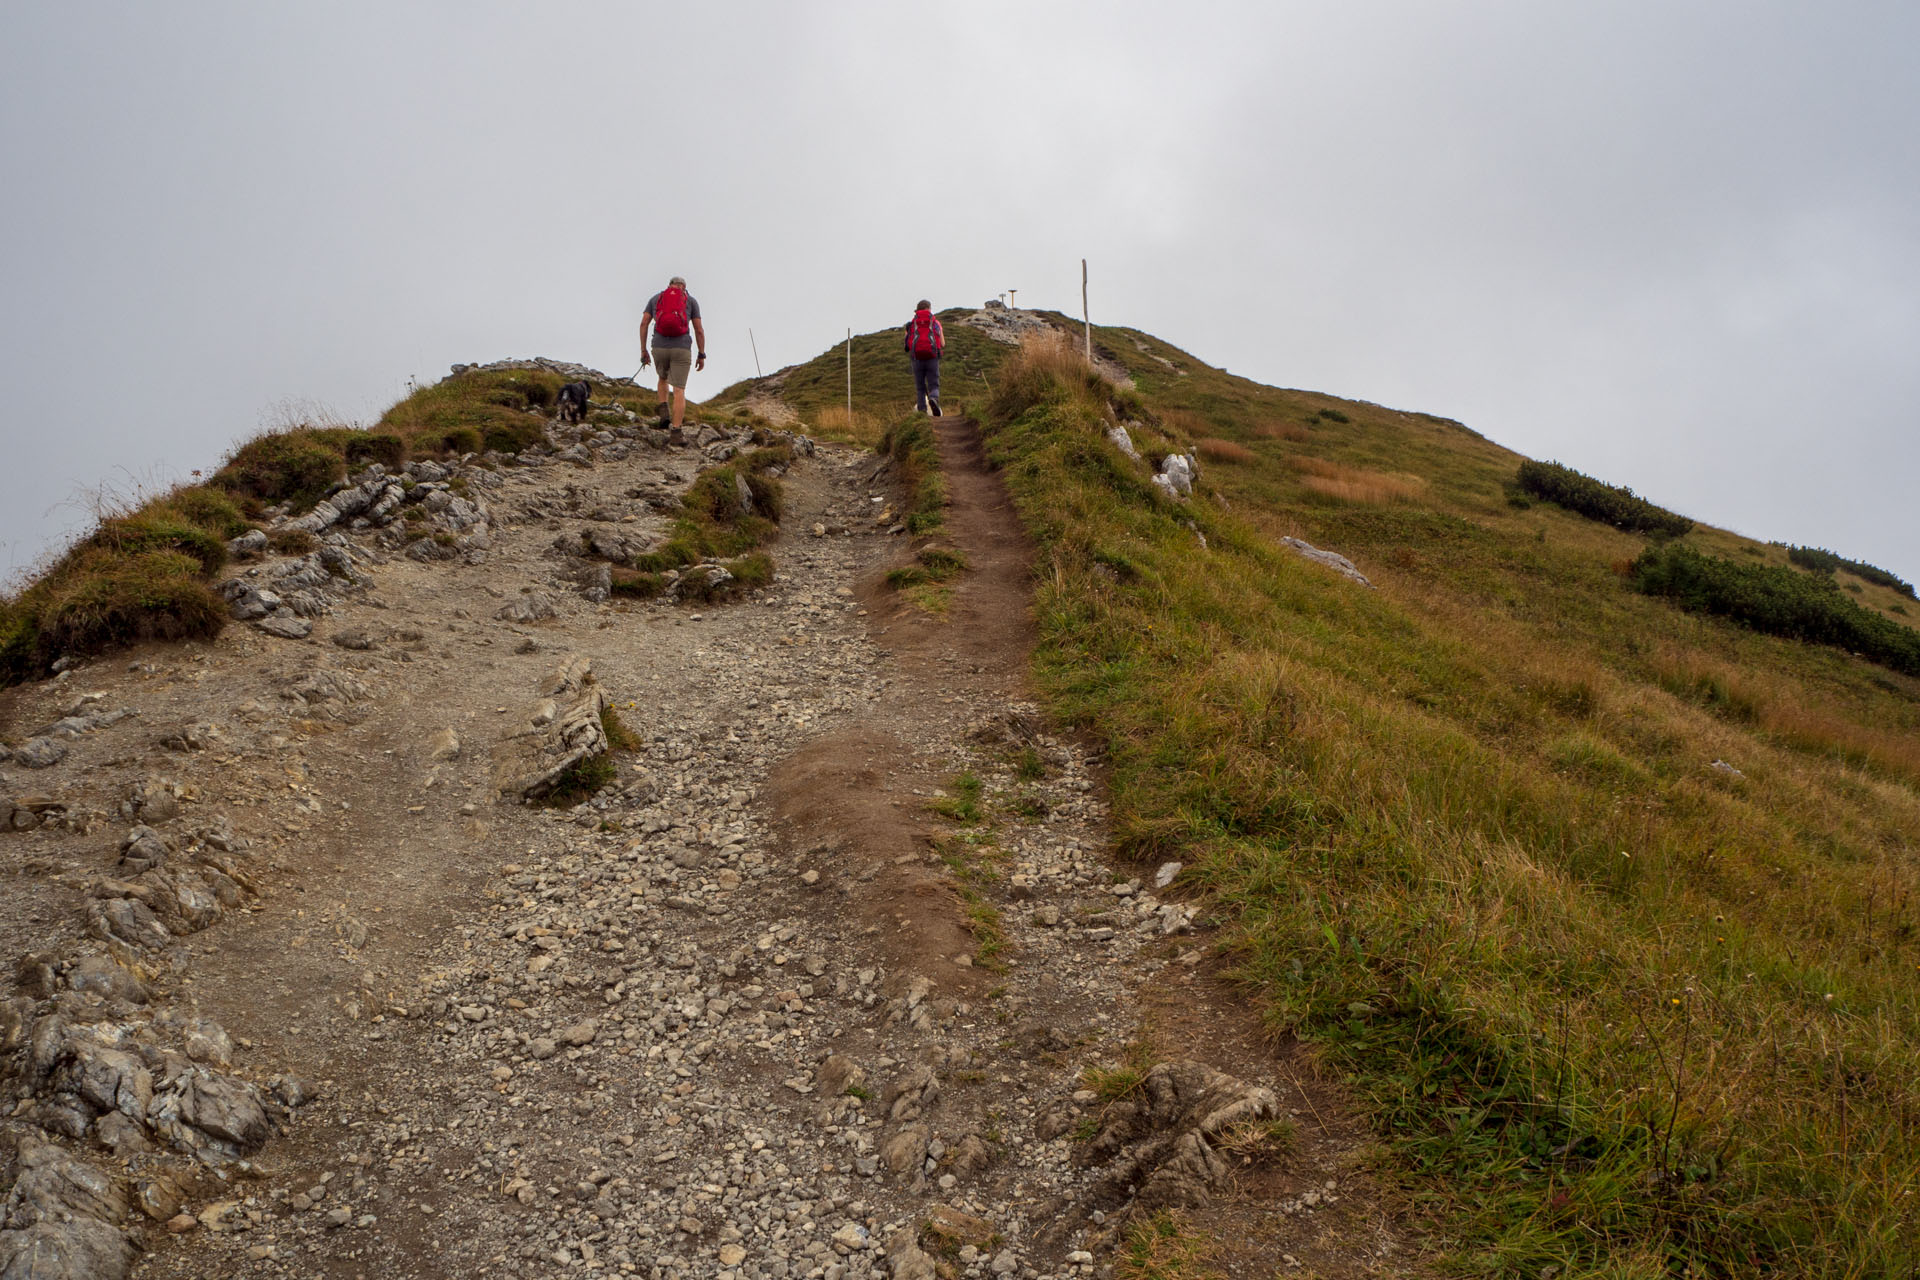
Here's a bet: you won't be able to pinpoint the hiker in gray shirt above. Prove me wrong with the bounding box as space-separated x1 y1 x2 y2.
639 275 706 443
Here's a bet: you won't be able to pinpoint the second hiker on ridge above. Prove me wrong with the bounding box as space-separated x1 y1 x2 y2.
639 275 706 444
904 300 944 417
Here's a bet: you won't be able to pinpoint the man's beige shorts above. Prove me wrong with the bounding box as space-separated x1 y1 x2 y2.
652 346 694 389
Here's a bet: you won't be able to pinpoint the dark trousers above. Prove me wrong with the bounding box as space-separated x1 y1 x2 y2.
912 356 941 411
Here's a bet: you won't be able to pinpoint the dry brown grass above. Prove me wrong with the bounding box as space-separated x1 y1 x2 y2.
1650 646 1920 785
988 332 1114 423
1195 437 1257 464
1116 1211 1224 1280
803 404 889 449
1159 408 1212 438
1253 419 1313 441
1292 455 1426 504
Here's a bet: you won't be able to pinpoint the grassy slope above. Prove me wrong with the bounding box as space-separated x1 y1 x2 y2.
706 308 1018 448
945 330 1919 1277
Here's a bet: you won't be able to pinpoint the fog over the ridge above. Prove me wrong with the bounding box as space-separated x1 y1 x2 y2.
3 2 1916 585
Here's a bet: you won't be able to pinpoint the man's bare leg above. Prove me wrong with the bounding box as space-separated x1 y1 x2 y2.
671 386 687 430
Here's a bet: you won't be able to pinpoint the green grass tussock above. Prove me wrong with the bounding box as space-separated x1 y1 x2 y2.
213 427 407 511
1515 459 1694 537
1115 1211 1224 1280
600 447 789 606
886 545 968 592
0 484 248 684
536 704 639 810
535 752 616 808
599 703 642 753
375 367 566 458
1634 543 1920 677
879 416 947 535
975 331 1920 1277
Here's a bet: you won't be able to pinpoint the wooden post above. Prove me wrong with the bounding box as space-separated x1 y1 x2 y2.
1082 259 1092 364
845 328 853 427
749 328 762 378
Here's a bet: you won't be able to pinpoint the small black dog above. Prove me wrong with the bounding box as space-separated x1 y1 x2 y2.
556 380 591 424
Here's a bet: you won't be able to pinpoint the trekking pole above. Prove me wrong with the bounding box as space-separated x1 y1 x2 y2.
599 362 645 410
749 329 763 378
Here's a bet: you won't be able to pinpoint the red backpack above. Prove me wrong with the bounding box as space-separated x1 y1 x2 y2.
909 311 941 357
655 286 690 338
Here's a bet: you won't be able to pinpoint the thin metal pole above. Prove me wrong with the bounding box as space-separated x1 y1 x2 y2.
1082 259 1092 364
749 328 762 377
845 328 853 426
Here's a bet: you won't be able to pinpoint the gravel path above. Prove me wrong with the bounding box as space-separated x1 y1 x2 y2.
1 406 1414 1279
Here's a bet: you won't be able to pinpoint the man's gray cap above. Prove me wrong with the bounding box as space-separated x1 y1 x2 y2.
669 275 687 287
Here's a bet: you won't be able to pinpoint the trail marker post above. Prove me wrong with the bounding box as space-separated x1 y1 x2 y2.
845 328 853 427
1082 259 1092 364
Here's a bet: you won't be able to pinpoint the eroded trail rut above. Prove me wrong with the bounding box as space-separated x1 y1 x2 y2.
1 411 1413 1279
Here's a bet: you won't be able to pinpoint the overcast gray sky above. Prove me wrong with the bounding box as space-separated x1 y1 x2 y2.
4 1 1916 586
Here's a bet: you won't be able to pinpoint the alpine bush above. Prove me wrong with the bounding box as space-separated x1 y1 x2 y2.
1785 545 1915 598
1632 543 1920 676
1515 460 1693 536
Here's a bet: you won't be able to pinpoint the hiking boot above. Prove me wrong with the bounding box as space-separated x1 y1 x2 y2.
930 399 942 418
655 403 671 429
669 426 685 447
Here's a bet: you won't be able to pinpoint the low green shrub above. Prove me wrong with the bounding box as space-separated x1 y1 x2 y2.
1785 545 1915 598
1632 543 1920 676
1515 460 1693 536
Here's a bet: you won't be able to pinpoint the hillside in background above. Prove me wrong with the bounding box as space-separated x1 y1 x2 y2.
724 310 1920 1276
3 304 1917 1276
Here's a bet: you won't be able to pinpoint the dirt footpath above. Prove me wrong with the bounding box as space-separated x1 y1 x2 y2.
0 408 1419 1279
